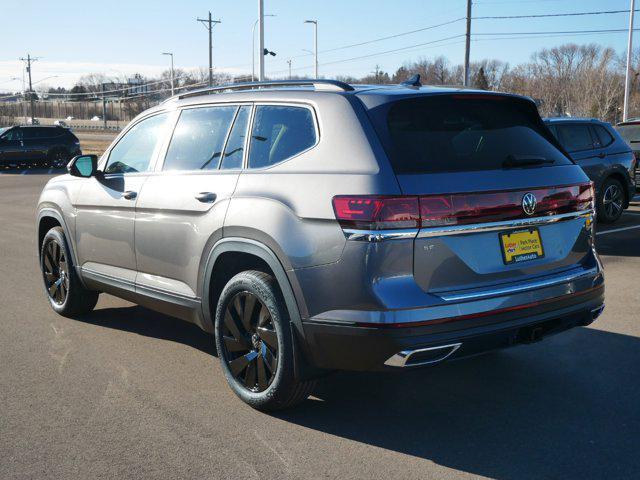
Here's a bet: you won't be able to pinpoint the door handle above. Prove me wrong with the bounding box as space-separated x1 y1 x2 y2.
123 191 137 200
597 152 606 159
195 192 217 203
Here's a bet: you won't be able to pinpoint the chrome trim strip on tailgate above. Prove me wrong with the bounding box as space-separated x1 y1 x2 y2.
438 267 599 302
418 210 593 238
343 210 593 242
343 228 418 242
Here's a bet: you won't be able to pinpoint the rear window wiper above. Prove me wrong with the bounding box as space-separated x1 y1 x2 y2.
503 155 555 168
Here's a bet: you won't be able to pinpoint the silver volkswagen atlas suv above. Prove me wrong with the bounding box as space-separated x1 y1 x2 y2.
36 78 605 411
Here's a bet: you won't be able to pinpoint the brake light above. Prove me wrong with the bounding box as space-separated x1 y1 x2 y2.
333 183 593 230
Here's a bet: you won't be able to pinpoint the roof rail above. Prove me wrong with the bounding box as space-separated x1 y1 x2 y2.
175 79 354 100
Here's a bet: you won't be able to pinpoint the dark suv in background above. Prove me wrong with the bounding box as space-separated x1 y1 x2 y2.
615 119 640 190
0 125 81 169
544 118 635 223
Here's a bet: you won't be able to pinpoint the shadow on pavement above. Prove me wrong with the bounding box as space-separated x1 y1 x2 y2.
277 327 640 479
74 301 640 478
77 305 216 355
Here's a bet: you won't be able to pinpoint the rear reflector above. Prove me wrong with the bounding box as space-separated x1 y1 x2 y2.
333 183 593 230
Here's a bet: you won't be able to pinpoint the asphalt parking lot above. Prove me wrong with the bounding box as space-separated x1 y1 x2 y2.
1 172 639 480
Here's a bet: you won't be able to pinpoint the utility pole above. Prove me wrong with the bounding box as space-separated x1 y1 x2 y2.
287 59 292 80
197 12 221 86
259 0 265 81
304 20 318 78
19 54 38 123
463 0 472 87
624 0 636 122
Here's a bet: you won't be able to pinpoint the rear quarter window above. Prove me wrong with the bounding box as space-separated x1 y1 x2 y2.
592 125 614 147
380 95 571 174
248 105 317 169
555 124 595 152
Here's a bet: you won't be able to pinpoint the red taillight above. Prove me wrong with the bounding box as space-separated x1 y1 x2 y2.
332 196 420 230
333 183 593 230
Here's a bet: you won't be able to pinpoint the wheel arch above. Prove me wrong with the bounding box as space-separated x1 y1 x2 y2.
200 238 305 335
605 171 631 208
36 208 84 285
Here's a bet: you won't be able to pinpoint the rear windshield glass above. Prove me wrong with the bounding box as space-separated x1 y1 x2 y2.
615 124 640 144
380 95 572 174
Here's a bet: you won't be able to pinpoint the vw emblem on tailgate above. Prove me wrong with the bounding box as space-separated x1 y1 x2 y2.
522 193 537 216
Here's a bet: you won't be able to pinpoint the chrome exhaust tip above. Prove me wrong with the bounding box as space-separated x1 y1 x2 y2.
384 343 462 368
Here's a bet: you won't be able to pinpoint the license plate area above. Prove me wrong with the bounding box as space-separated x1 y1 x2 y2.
499 228 544 265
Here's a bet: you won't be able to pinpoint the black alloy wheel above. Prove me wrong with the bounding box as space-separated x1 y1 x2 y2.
51 150 68 169
602 182 623 220
220 291 279 392
42 238 69 305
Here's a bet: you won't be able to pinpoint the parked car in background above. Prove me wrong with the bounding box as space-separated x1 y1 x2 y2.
53 120 69 128
545 118 636 223
90 116 101 122
36 79 604 411
26 117 40 125
615 119 640 191
0 125 81 168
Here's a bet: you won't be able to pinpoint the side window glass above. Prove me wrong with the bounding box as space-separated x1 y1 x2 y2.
593 125 614 148
22 129 36 140
557 125 593 152
220 106 250 170
105 113 170 174
248 105 317 169
163 106 236 171
5 129 22 141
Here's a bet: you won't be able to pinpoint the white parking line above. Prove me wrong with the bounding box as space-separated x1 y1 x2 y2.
596 224 640 236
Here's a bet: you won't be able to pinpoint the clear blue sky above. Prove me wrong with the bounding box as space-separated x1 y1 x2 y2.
0 0 636 89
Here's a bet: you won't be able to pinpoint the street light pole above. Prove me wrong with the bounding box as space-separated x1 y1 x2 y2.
252 14 275 81
304 20 318 78
162 52 175 96
258 0 265 81
624 0 636 122
287 59 292 80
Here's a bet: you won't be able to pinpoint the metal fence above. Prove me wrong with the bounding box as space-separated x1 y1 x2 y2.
0 99 162 126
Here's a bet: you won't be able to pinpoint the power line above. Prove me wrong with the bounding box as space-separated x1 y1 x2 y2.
270 36 466 75
474 28 639 36
318 17 465 55
475 9 639 20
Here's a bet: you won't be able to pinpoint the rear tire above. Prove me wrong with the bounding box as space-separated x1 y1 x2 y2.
597 177 625 223
40 226 99 317
214 270 316 411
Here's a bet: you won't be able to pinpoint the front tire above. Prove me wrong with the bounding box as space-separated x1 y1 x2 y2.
597 177 625 223
214 270 316 411
40 226 99 317
48 148 69 169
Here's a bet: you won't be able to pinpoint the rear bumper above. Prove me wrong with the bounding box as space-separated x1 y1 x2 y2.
300 282 604 372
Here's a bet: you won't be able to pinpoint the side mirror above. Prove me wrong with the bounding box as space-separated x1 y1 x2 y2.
68 154 98 178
